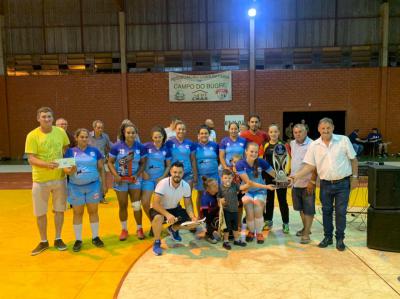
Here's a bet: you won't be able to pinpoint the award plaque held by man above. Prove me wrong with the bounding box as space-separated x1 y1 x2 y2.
272 144 290 188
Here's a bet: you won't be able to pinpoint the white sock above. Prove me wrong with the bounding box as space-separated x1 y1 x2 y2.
137 224 142 229
90 222 99 239
247 219 255 232
121 221 127 230
41 239 48 243
73 224 83 241
255 217 264 233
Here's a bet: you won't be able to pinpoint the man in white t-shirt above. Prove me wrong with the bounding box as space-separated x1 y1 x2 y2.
205 119 217 142
291 118 358 251
164 116 179 140
150 161 198 255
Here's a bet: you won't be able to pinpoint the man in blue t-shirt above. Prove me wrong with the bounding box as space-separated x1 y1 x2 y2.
348 129 366 157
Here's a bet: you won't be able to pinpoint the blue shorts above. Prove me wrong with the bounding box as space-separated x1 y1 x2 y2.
68 180 101 206
113 177 142 192
141 178 158 191
195 173 220 191
292 187 316 215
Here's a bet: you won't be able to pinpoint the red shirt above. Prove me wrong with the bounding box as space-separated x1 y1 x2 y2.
240 130 269 157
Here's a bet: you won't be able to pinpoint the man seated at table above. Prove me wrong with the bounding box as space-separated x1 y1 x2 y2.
348 129 366 157
367 128 389 158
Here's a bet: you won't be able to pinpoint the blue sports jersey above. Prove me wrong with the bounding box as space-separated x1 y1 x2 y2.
195 141 219 176
165 138 196 174
64 146 103 185
219 136 247 167
143 142 171 180
109 141 147 177
235 158 273 193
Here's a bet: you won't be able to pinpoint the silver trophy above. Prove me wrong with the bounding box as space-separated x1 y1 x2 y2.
272 144 289 188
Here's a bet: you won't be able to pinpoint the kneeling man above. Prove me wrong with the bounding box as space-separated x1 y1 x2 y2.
150 161 198 256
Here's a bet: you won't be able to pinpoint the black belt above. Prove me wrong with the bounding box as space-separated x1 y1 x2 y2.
321 176 350 184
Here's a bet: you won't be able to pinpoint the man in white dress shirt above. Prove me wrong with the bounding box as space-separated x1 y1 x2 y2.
291 118 358 251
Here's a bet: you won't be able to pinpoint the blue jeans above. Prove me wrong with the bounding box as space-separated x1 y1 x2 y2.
319 177 350 240
352 143 364 156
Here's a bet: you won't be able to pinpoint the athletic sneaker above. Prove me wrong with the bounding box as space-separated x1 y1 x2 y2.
31 241 49 256
73 240 83 252
246 231 255 242
153 240 162 256
137 228 145 240
54 239 67 251
256 233 264 244
283 223 290 234
92 237 104 248
233 240 247 247
119 229 129 241
222 242 232 250
264 220 273 230
167 226 182 242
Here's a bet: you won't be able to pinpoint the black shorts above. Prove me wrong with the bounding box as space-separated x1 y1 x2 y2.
223 210 239 232
149 205 190 224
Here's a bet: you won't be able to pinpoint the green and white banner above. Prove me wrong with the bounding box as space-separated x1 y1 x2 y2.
169 71 232 102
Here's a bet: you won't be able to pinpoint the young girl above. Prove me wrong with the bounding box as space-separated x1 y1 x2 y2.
218 169 247 250
236 142 276 244
263 124 290 233
199 177 219 244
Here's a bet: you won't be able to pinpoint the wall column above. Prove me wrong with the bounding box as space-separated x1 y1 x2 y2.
119 10 129 119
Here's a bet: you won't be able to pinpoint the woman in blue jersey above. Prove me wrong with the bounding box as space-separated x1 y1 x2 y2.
219 122 247 170
194 125 219 213
140 126 171 223
108 123 147 241
235 142 276 245
219 122 247 233
64 128 107 252
165 121 197 189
